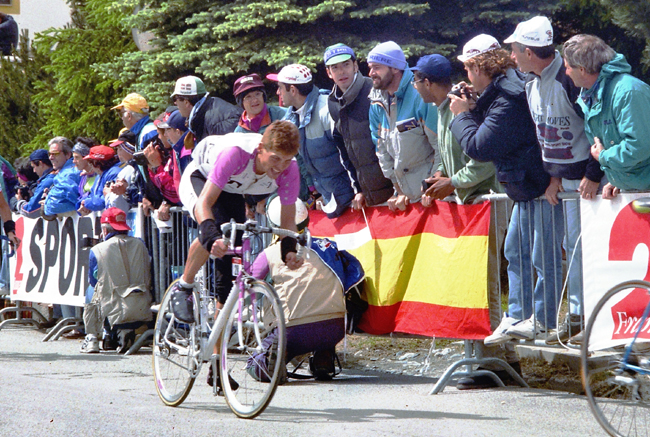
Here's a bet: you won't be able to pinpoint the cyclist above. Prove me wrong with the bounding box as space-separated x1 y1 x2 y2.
171 121 302 323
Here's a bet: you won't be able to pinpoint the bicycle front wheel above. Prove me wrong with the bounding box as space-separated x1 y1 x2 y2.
152 280 200 407
582 280 650 437
220 280 286 419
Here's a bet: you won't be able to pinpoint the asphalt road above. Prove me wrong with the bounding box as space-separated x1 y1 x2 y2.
0 327 606 437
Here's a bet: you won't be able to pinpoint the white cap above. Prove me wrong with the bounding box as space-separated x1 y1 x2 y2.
504 16 553 47
171 75 206 98
457 34 501 62
266 64 312 85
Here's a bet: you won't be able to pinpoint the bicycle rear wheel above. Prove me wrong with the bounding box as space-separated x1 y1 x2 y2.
220 281 286 419
582 280 650 437
152 280 200 407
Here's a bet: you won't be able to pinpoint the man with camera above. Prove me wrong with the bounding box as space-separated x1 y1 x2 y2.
367 41 439 211
16 150 55 218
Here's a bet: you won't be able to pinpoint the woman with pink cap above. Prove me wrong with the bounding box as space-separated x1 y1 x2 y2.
233 73 286 134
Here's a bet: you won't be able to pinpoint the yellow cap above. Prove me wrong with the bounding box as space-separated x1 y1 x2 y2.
111 93 149 114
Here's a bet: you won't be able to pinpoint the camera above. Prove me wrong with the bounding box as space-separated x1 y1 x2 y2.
449 83 472 100
132 151 149 167
81 237 101 249
422 179 433 192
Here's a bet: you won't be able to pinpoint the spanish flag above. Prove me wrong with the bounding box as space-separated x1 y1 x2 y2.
309 201 491 339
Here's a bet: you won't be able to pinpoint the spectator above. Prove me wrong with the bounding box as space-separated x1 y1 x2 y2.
233 73 286 134
0 12 18 56
0 181 19 248
43 137 82 218
72 139 97 199
111 93 157 150
268 64 354 218
412 53 512 389
15 149 55 218
507 17 607 345
248 196 354 381
142 139 180 221
106 130 142 213
13 160 39 211
449 34 558 345
367 41 439 210
171 75 241 143
80 207 152 354
158 110 191 194
563 34 650 198
77 146 121 216
324 43 393 209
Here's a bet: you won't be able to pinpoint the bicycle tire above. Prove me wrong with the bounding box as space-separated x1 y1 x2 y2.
582 279 650 437
220 280 286 419
152 280 200 407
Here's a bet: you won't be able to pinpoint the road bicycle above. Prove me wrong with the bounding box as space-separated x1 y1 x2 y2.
581 279 650 437
152 219 310 418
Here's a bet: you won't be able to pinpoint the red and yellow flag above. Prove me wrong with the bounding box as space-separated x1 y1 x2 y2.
309 201 491 339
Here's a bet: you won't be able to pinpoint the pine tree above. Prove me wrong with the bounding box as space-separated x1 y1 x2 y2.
103 0 563 112
28 0 137 147
0 31 51 162
599 0 650 74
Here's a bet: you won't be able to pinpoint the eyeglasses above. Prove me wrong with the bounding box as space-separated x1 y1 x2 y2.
411 78 425 86
172 96 187 104
243 91 264 102
48 151 61 156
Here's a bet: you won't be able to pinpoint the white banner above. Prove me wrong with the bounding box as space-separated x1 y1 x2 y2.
581 193 650 348
8 209 143 306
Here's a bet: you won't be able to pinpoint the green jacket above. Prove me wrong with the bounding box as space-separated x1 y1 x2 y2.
577 54 650 191
436 99 501 203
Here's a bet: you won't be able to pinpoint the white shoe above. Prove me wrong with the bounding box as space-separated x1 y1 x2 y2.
484 313 520 346
506 316 547 341
80 334 100 353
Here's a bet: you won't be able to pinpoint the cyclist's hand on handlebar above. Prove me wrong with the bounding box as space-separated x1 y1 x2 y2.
210 238 229 258
284 251 304 270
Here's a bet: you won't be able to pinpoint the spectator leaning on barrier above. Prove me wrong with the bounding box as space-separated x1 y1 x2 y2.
368 41 440 211
158 109 191 196
16 150 55 218
449 35 562 347
105 130 142 213
563 34 650 199
80 207 152 354
507 17 607 345
268 64 354 218
325 43 393 209
233 73 286 135
0 12 18 56
13 159 39 211
72 138 97 200
413 53 513 390
142 136 180 221
111 93 158 151
77 146 121 216
43 137 82 219
171 75 242 144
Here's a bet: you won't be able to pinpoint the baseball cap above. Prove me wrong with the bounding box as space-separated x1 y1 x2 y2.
84 145 116 161
324 43 355 66
29 149 49 162
110 93 149 114
233 73 265 97
411 54 452 81
504 16 553 47
157 110 188 131
153 106 178 127
101 207 131 231
109 130 137 154
457 34 501 62
367 41 408 70
171 76 207 98
266 64 312 84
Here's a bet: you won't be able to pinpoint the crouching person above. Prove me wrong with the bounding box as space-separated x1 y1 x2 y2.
247 196 363 381
81 208 152 354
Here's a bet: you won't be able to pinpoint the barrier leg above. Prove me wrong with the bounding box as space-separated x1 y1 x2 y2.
124 328 153 356
0 301 47 331
42 317 84 341
429 340 528 394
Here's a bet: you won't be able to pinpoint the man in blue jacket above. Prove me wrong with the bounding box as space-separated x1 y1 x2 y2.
563 34 650 199
16 149 55 218
43 137 81 218
367 41 439 211
268 64 354 218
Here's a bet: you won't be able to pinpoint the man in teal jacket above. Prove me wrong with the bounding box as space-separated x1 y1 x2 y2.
367 41 439 210
563 34 650 198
